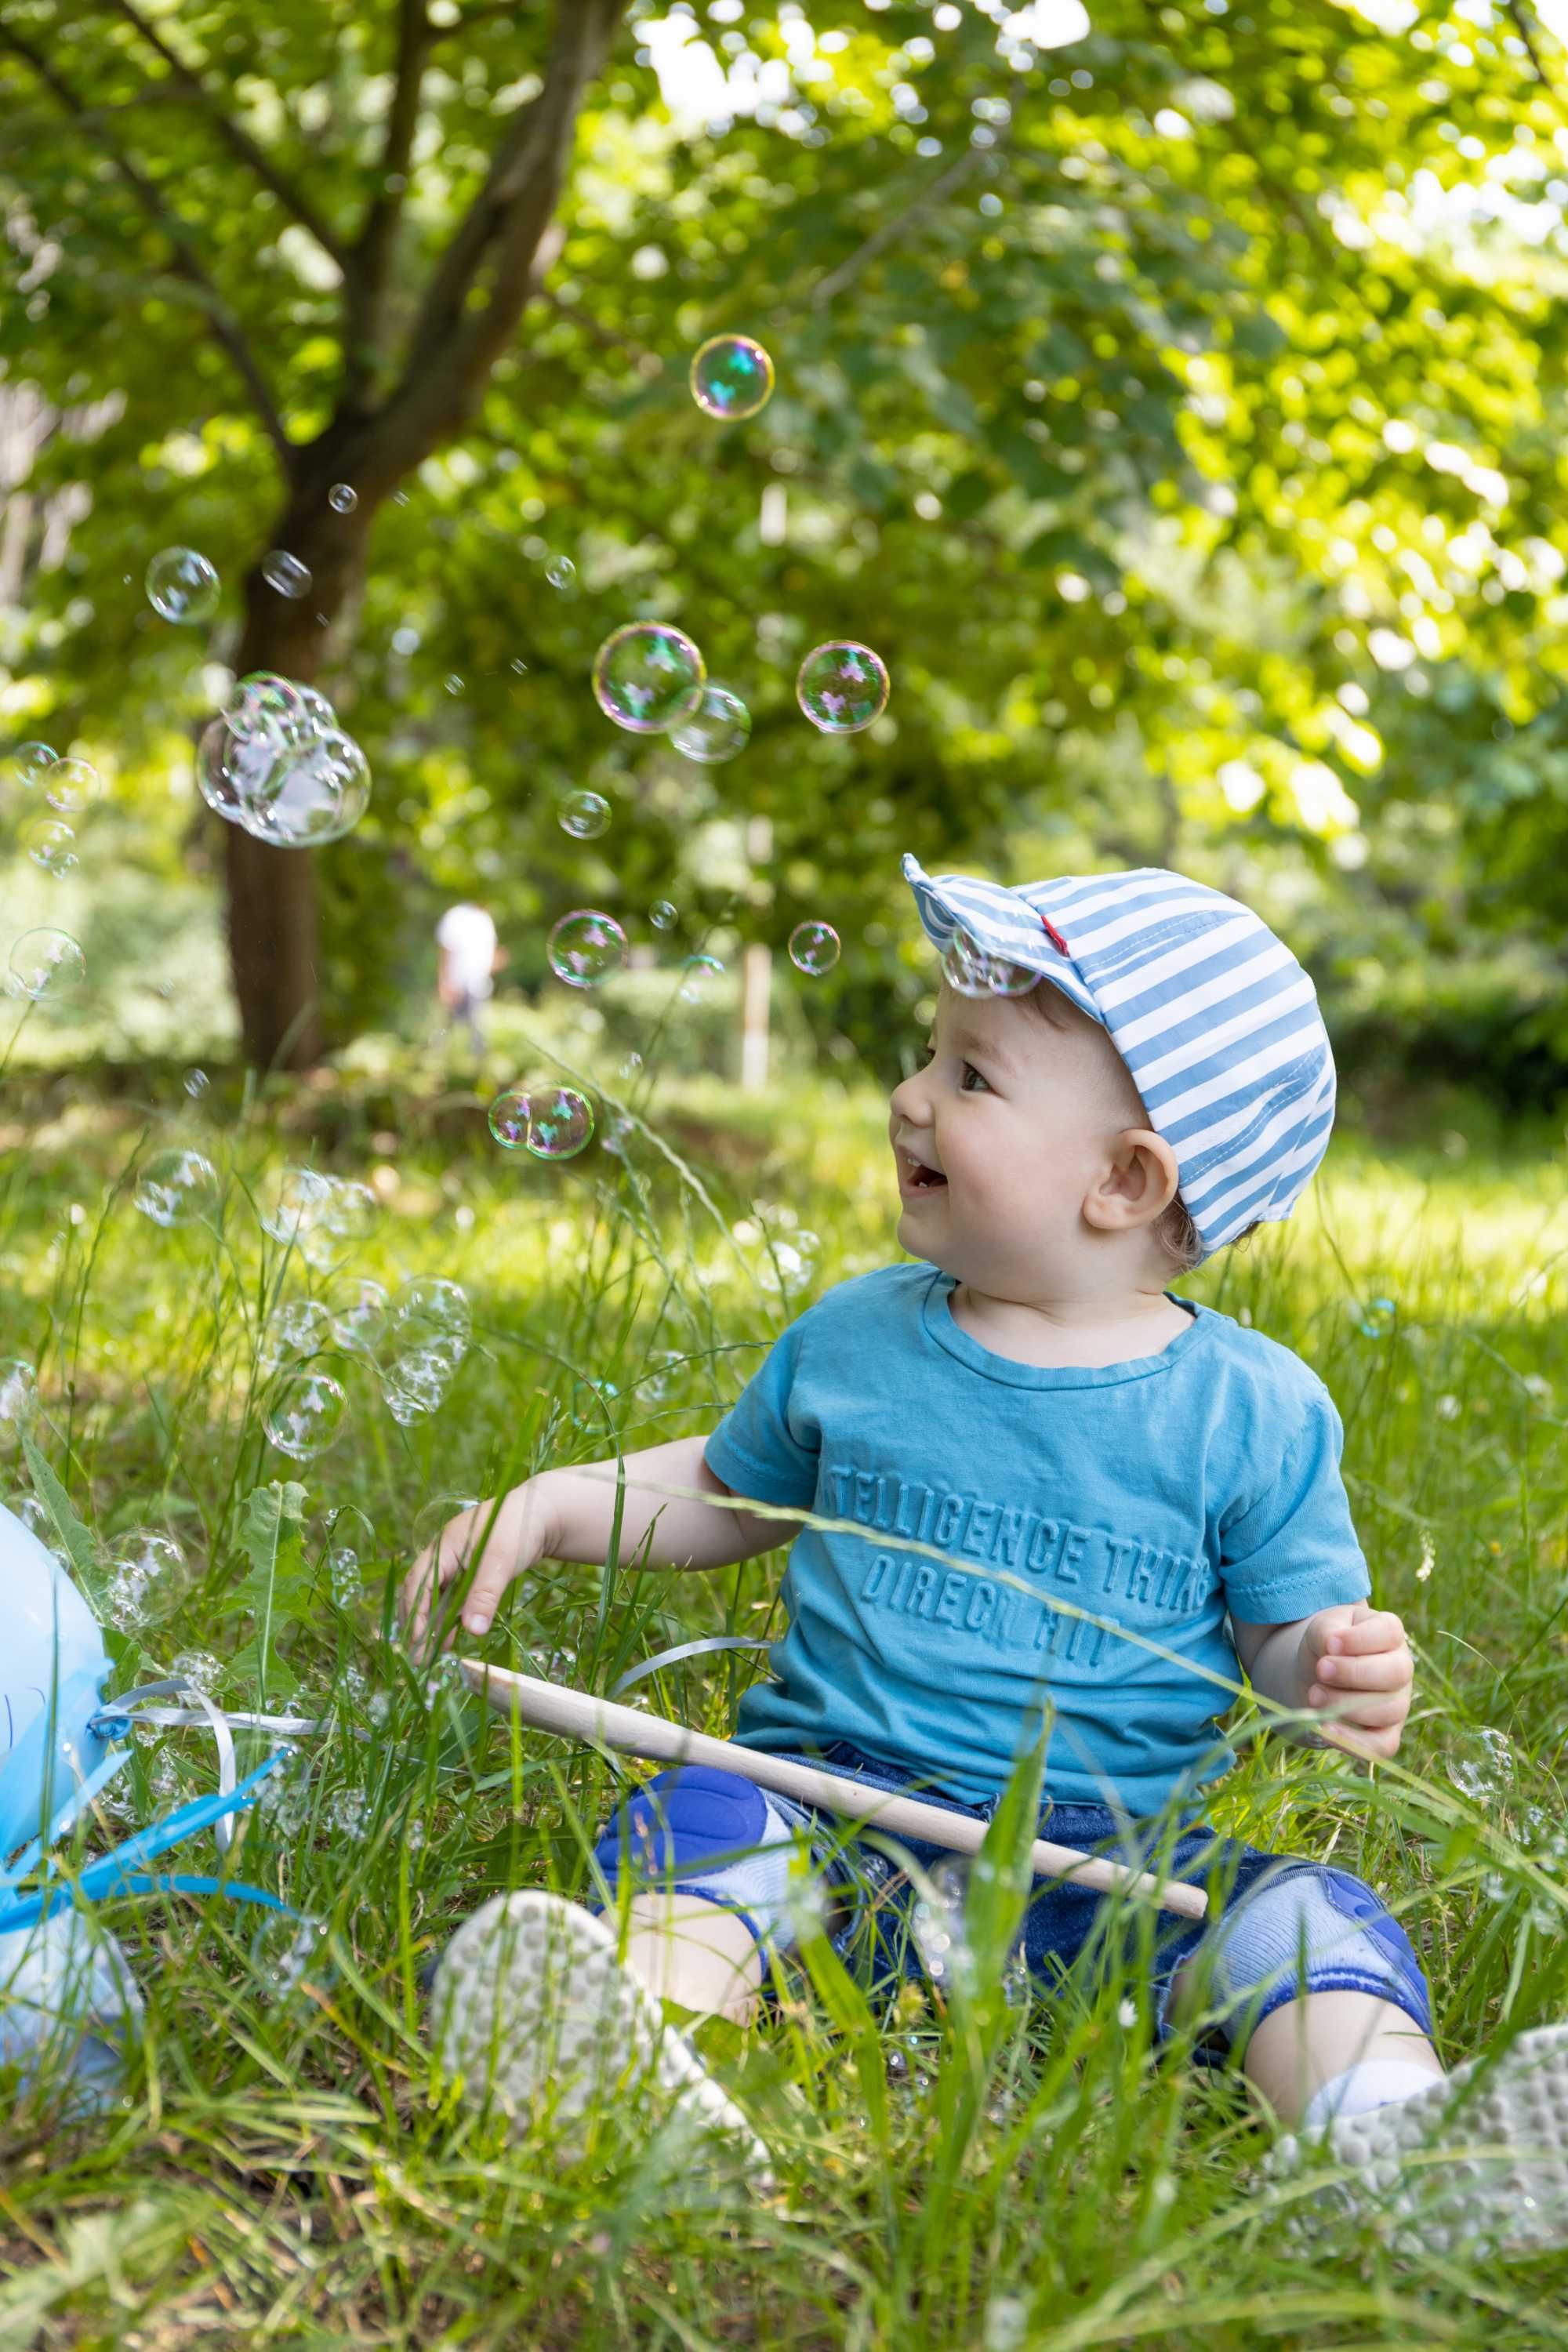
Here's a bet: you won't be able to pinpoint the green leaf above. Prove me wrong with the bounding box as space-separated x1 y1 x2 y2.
20 1430 100 1606
231 1480 309 1696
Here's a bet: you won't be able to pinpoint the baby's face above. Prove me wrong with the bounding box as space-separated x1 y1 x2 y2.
887 977 1178 1296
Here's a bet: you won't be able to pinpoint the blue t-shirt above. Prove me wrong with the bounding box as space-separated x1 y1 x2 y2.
704 1261 1371 1820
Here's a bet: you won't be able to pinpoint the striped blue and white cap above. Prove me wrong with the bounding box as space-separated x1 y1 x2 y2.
902 852 1336 1265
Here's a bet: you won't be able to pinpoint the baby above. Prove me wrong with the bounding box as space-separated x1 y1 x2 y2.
402 852 1568 2257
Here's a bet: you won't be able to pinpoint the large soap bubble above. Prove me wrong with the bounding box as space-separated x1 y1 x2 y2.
558 789 611 840
43 760 101 815
689 335 775 421
266 1371 348 1460
197 717 276 822
797 641 890 734
245 730 370 848
547 910 627 989
23 819 77 877
133 1149 220 1229
669 683 752 764
198 676 371 848
942 930 1039 999
789 921 840 976
488 1087 532 1150
145 547 220 625
7 928 85 1002
592 623 705 734
526 1087 594 1160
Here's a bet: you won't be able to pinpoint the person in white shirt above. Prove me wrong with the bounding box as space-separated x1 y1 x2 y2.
435 902 505 1055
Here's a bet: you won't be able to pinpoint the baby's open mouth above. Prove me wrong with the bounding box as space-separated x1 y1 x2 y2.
899 1150 948 1191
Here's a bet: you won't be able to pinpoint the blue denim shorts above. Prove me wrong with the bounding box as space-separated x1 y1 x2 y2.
615 1740 1432 2070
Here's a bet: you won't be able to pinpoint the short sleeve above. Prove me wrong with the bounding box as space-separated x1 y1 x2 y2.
1219 1383 1372 1624
704 1316 821 1509
436 909 457 948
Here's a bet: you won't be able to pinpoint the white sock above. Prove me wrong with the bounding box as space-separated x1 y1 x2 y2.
1301 2058 1443 2133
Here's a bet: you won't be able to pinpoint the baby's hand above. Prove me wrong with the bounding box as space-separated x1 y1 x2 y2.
1299 1600 1414 1761
397 1477 558 1661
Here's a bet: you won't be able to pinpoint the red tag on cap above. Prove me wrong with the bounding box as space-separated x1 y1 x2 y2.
1040 913 1069 956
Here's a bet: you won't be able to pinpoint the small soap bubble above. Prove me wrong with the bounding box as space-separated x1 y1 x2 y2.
488 1087 532 1150
668 682 751 764
266 1370 348 1460
105 1530 187 1627
145 546 220 625
942 930 1039 999
42 759 100 816
591 622 705 734
183 1066 209 1098
1445 1724 1515 1803
265 1298 336 1372
133 1149 220 1229
619 1051 644 1078
5 741 58 793
678 953 724 1004
689 334 775 421
328 1547 359 1606
327 1788 370 1841
1357 1295 1397 1340
649 900 678 931
328 483 358 514
0 1359 40 1449
547 909 627 989
545 554 576 590
911 1857 976 1994
796 641 890 734
444 674 464 696
601 1113 634 1160
559 788 611 840
380 1347 453 1426
392 1277 472 1356
196 718 274 823
526 1086 595 1160
259 1165 336 1250
256 1913 326 1998
224 672 318 750
789 921 840 975
7 928 85 1001
411 1494 484 1566
171 1650 221 1695
23 818 78 877
330 1277 387 1353
262 550 312 599
509 655 529 675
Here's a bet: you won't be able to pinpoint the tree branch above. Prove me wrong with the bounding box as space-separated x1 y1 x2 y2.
811 142 993 309
1508 0 1549 83
342 0 434 410
372 0 626 477
95 0 352 276
0 26 293 469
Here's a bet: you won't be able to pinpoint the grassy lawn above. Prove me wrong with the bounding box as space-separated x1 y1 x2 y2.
5 1017 1568 2347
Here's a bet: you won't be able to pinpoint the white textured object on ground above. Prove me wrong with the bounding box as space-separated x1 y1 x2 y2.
431 1889 774 2187
1257 2021 1568 2260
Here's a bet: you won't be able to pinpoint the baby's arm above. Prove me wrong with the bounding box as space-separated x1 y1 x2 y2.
398 1432 795 1655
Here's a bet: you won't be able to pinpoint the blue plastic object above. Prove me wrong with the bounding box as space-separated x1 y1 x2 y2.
0 1501 114 1870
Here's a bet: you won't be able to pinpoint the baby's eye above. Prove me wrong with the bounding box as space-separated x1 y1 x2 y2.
960 1062 989 1092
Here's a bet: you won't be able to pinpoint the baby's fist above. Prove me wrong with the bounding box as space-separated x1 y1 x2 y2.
1299 1600 1414 1761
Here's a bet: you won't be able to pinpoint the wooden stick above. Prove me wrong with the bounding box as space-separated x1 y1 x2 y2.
460 1661 1209 1924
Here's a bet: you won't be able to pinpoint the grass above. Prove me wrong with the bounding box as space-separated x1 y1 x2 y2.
5 993 1568 2348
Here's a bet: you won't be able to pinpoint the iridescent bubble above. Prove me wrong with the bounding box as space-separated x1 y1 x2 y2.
526 1086 594 1160
330 1277 388 1354
547 909 628 989
1357 1296 1397 1340
558 789 611 840
488 1087 532 1150
242 730 370 848
445 674 463 696
328 483 358 514
649 900 678 931
4 741 57 794
224 673 317 750
43 759 100 815
796 641 890 734
689 334 775 422
789 921 840 976
262 550 312 600
145 547 221 626
266 1370 348 1460
197 717 278 823
942 930 1039 999
183 1067 209 1098
0 1359 39 1450
669 682 752 764
1445 1725 1515 1804
545 554 576 590
105 1530 187 1628
132 1149 220 1229
678 953 724 1004
7 927 85 1001
591 622 705 734
23 818 78 877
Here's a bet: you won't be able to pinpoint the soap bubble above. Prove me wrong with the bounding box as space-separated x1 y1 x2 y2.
488 1087 532 1150
545 554 576 590
244 728 371 847
145 547 220 625
43 760 101 815
258 1166 337 1250
411 1493 485 1566
262 550 312 599
649 900 678 931
558 789 611 840
4 741 58 794
171 1650 222 1695
601 1113 634 1159
328 483 358 514
378 1292 470 1425
911 1857 978 1995
8 928 85 1001
23 818 78 877
1445 1724 1515 1804
796 641 890 734
330 1277 388 1354
380 1350 453 1426
267 1300 337 1371
133 1149 220 1229
392 1278 472 1358
224 673 316 751
689 334 775 421
183 1068 209 1099
0 1359 39 1450
328 1547 358 1606
789 921 840 975
678 953 724 1004
196 718 276 822
105 1531 187 1627
444 674 463 697
1357 1296 1397 1340
942 930 1040 1000
526 1086 594 1160
266 1370 348 1460
547 909 627 989
591 622 705 734
669 682 751 764
319 1178 378 1247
